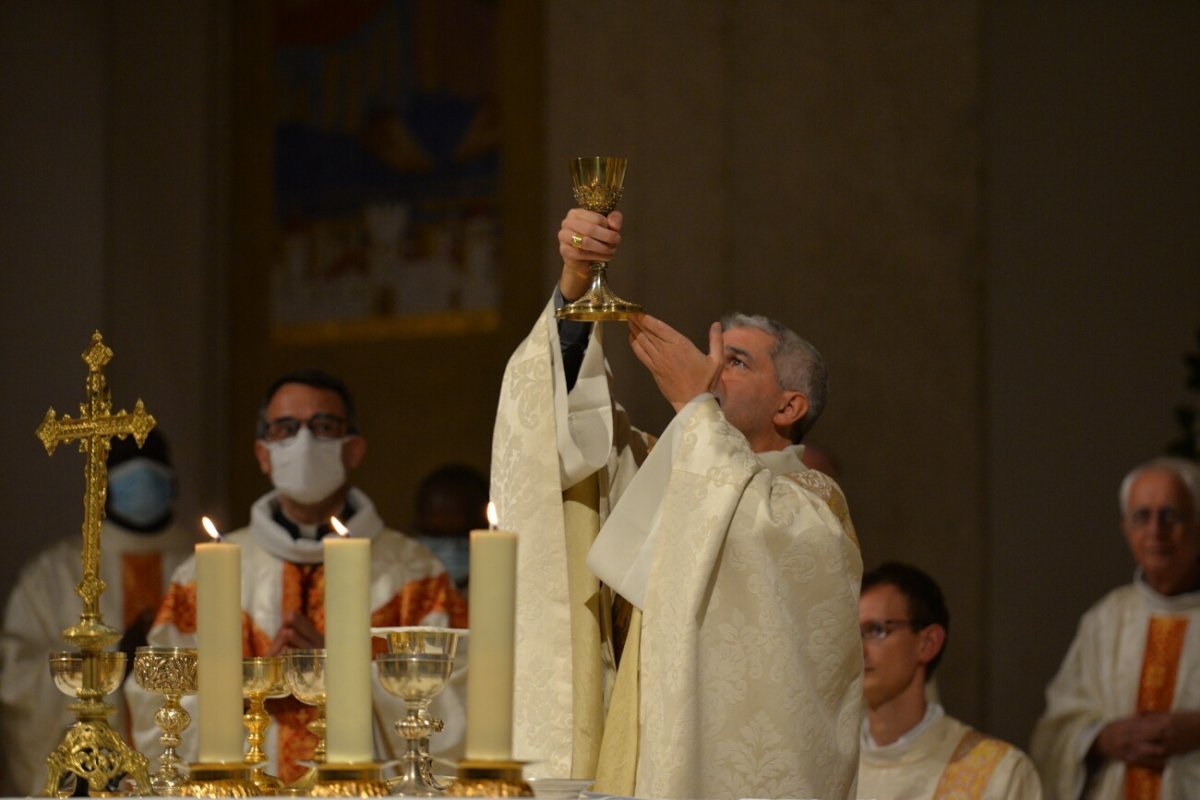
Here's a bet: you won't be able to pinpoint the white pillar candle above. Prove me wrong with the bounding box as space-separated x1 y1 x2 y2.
196 518 244 763
323 518 373 762
465 504 518 760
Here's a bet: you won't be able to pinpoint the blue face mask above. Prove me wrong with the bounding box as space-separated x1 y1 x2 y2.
416 534 470 589
107 457 174 530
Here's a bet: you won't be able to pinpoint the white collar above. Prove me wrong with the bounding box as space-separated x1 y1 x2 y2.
250 487 384 564
861 702 945 757
1133 568 1200 613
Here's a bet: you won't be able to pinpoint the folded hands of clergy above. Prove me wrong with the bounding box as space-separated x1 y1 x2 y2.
268 609 324 655
1092 710 1200 770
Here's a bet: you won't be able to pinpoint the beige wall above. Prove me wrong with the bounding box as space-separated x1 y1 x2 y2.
1 2 1197 783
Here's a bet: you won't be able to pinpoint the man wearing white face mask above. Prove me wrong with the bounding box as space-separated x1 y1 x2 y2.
1 429 195 796
129 369 468 785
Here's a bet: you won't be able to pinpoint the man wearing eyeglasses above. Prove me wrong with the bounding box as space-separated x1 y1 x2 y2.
129 369 467 784
857 561 1042 799
1031 457 1200 800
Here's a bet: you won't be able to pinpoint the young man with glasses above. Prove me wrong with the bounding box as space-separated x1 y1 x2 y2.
1032 457 1200 800
858 562 1042 799
128 369 467 784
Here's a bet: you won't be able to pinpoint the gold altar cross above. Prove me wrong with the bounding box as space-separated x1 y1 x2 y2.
35 330 155 647
34 331 154 795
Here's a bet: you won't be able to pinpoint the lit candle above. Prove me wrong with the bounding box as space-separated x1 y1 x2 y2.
323 516 373 762
465 502 517 760
196 517 244 763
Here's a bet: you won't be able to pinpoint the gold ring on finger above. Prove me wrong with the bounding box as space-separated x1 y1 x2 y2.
570 233 584 249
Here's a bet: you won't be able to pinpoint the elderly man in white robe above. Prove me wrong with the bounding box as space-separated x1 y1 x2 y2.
1031 456 1200 799
491 208 863 799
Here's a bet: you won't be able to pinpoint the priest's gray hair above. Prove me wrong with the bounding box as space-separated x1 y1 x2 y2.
721 313 827 444
1118 457 1200 519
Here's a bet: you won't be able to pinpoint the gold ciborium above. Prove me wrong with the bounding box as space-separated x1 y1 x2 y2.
132 646 198 795
242 656 288 793
284 648 327 792
555 156 642 322
373 627 462 796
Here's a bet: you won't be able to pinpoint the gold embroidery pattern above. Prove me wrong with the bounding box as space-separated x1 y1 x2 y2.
933 728 1009 799
1124 615 1189 800
785 470 859 550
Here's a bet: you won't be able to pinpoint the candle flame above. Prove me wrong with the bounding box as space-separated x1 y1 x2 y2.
331 516 349 537
486 501 498 529
201 516 221 542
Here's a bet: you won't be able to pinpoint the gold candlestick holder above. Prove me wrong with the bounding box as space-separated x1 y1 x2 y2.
447 759 533 797
310 761 389 797
36 332 155 796
133 646 199 795
180 763 260 797
242 656 289 794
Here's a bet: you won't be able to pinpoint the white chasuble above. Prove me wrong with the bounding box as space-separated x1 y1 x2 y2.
858 707 1043 800
1030 578 1200 800
493 299 864 799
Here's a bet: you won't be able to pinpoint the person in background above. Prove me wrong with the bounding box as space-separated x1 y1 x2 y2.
1031 456 1200 799
411 463 487 593
128 369 467 783
857 561 1041 799
1 429 194 796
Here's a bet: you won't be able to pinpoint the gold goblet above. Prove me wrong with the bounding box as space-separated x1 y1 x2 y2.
373 627 462 796
242 656 288 793
284 648 327 792
132 646 198 796
555 156 642 321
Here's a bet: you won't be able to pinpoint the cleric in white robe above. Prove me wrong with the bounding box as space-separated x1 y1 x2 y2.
1031 457 1200 799
491 207 863 799
0 429 195 796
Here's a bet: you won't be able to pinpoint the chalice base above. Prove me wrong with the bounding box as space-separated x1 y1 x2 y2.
555 265 643 322
309 762 390 797
447 759 533 798
180 763 260 797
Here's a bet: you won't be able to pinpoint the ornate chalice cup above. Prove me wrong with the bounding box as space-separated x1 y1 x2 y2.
284 648 327 792
132 646 198 795
242 656 288 793
373 627 462 796
555 156 642 322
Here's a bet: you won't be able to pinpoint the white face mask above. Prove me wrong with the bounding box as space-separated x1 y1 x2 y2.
265 427 349 504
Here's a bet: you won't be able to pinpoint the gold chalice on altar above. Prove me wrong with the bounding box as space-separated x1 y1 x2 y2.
132 646 198 795
285 648 327 791
555 156 642 322
242 656 288 793
373 627 463 796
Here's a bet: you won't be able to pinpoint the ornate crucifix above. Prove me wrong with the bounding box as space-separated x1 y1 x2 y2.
35 331 153 795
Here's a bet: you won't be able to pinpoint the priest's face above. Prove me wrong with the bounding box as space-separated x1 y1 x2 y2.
713 326 796 451
860 583 940 712
253 382 366 494
1122 468 1200 596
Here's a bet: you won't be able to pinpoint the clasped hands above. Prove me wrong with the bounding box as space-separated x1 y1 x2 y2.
1093 710 1200 770
559 208 723 411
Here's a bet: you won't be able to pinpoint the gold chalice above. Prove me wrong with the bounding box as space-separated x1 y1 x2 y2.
284 648 327 792
556 156 642 321
373 627 462 796
132 646 198 796
242 656 288 793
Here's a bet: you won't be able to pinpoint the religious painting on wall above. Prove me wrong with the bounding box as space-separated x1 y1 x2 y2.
271 0 500 343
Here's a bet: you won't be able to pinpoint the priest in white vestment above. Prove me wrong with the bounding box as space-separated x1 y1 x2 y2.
1031 457 1200 800
0 430 195 796
492 208 863 799
126 370 467 784
856 562 1042 799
